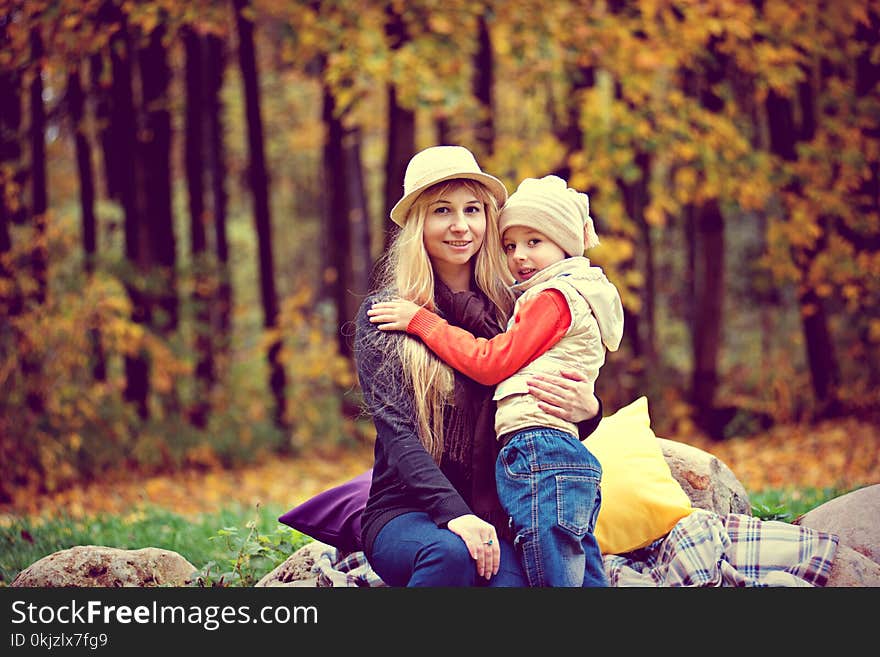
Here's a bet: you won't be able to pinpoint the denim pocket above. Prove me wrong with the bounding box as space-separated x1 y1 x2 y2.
499 441 532 480
556 474 601 536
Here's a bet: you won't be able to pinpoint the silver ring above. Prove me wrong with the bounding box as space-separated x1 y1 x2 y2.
484 539 494 546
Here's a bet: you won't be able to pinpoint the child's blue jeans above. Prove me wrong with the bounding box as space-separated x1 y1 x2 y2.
495 426 607 587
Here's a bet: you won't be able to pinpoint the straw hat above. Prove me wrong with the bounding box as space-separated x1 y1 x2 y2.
390 146 508 226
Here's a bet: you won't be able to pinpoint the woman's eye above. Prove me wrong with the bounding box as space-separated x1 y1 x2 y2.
433 206 448 214
464 205 481 213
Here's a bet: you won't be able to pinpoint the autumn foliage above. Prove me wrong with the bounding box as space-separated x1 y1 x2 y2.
1 1 878 504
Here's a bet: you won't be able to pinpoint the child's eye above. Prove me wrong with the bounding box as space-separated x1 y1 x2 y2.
529 239 541 246
503 244 514 253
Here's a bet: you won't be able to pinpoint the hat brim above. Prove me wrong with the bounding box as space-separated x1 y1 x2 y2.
390 172 508 227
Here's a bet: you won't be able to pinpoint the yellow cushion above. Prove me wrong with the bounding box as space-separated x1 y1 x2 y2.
584 396 694 555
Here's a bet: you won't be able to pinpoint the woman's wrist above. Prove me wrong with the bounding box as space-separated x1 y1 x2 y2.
577 395 603 440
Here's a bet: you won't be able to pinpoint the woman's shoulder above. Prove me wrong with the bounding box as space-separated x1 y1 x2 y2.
354 290 401 354
355 290 395 325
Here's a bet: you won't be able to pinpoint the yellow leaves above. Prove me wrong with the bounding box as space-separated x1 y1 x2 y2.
1 442 377 520
68 433 83 451
61 14 80 31
679 417 880 494
736 169 773 211
183 443 221 470
642 205 665 232
673 167 698 205
427 14 454 36
814 283 833 299
635 50 662 72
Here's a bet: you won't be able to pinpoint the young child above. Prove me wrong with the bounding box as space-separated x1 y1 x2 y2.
369 175 624 587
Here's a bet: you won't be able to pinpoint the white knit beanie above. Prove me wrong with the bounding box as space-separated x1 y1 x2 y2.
498 175 599 257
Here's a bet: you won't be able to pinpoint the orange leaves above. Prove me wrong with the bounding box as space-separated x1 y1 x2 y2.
678 417 880 494
0 443 376 521
3 421 875 522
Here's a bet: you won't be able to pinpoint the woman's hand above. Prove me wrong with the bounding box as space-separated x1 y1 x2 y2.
527 369 599 423
368 299 421 332
446 514 500 580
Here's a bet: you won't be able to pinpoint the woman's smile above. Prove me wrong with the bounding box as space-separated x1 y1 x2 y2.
422 186 487 274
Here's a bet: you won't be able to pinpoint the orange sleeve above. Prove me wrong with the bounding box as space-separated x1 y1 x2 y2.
406 289 572 386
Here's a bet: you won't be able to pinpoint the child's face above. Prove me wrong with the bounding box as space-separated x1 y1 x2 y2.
502 225 566 282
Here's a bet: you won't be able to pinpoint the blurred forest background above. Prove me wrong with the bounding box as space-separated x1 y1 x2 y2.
1 0 878 506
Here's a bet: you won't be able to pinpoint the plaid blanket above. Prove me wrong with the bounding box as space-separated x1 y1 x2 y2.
311 509 839 588
314 547 387 588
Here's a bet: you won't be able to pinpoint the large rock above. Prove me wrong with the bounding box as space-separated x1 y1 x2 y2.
824 544 880 587
659 438 751 515
256 540 330 587
793 484 880 566
11 545 197 587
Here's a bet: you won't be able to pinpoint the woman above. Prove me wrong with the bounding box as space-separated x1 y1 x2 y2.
355 145 603 587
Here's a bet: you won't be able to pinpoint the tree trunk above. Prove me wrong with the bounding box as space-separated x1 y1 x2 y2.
472 13 495 157
204 33 232 364
29 26 47 306
343 127 372 330
22 25 48 415
552 65 594 181
184 27 213 428
234 0 287 432
0 9 23 307
383 6 415 251
137 24 178 340
109 13 150 419
320 86 352 358
318 83 372 398
692 200 724 415
383 85 415 252
435 115 452 145
855 10 880 387
89 52 118 201
610 73 650 395
137 18 179 423
92 0 123 202
0 17 23 317
688 39 727 431
766 82 842 418
617 150 655 364
683 203 696 347
67 67 106 381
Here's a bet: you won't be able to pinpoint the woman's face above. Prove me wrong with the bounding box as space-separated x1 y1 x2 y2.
421 184 487 273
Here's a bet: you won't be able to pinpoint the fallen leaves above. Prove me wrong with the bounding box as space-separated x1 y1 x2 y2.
676 416 880 493
1 418 877 524
0 444 375 523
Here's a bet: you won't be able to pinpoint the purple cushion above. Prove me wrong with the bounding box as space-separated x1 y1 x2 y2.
278 469 371 553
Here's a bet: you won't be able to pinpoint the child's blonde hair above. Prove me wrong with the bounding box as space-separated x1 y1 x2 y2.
373 179 514 461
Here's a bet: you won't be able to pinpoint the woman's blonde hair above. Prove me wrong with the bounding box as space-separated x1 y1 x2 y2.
373 179 514 461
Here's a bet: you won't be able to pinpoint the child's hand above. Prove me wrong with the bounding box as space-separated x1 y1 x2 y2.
368 299 421 332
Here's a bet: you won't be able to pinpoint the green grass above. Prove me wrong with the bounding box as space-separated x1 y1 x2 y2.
0 502 312 587
749 486 854 522
1 485 850 586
